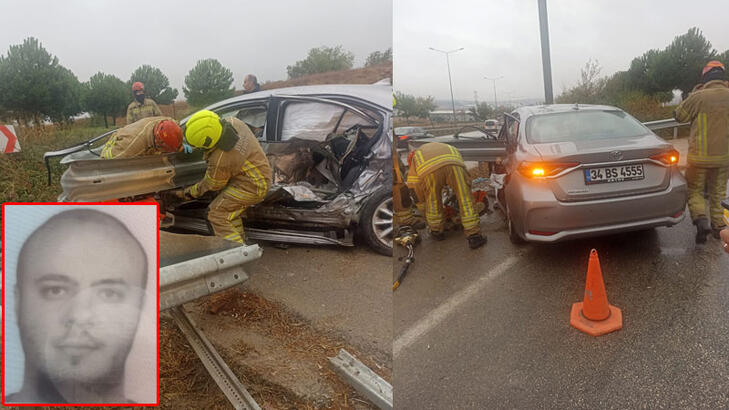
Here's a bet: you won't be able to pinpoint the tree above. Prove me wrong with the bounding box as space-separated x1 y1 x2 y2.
48 67 83 124
365 48 392 67
469 101 493 121
660 27 715 98
0 37 82 125
183 59 235 108
394 92 417 123
414 96 437 119
556 59 608 104
287 45 354 78
82 72 128 128
129 64 178 104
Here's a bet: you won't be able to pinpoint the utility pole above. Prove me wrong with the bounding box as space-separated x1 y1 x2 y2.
484 76 503 110
429 47 464 124
538 0 554 104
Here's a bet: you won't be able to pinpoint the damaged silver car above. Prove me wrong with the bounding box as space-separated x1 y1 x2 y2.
44 83 394 255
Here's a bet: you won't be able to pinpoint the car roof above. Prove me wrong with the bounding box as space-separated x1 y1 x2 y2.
514 103 620 119
202 83 393 112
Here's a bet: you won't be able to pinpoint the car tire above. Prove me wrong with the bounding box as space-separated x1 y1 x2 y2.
506 202 525 245
360 187 393 256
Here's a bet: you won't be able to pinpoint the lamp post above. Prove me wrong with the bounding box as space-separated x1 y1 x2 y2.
538 0 554 104
429 47 463 124
484 75 503 110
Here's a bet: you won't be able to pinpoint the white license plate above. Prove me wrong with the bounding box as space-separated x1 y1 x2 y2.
584 164 644 184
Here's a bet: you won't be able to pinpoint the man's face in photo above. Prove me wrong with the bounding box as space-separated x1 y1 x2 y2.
16 214 147 391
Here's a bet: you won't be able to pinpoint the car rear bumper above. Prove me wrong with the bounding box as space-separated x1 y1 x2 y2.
511 168 688 243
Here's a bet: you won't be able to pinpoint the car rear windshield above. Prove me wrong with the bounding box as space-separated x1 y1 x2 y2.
525 110 648 143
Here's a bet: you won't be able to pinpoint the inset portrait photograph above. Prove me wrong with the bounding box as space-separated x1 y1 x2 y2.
3 204 158 405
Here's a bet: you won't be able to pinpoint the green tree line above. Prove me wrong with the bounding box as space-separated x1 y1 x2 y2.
0 37 391 127
556 27 729 120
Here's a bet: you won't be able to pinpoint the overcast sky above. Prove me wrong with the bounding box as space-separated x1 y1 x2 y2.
0 0 392 100
394 0 729 105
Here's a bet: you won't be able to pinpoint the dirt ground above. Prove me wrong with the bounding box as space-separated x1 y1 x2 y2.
160 289 389 409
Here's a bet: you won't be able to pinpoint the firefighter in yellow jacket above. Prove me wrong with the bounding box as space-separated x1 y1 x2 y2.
674 60 729 243
392 94 420 229
127 82 162 124
407 141 486 249
101 116 183 159
179 110 272 244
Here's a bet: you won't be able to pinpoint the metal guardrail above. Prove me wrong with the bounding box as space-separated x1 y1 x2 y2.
643 118 690 138
161 245 263 409
329 349 393 410
160 244 262 311
171 307 261 410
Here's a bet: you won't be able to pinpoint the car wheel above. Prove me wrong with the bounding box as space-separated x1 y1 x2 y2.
360 187 393 256
506 202 525 245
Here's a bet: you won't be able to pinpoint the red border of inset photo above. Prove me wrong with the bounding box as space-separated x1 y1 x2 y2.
2 202 160 407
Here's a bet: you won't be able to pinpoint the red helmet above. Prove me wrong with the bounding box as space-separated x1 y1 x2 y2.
153 120 183 152
702 60 725 76
132 81 145 92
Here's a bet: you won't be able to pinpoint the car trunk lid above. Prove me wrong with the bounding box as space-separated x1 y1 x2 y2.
532 134 676 202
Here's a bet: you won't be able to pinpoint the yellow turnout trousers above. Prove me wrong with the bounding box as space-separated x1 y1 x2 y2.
686 165 728 228
420 164 480 236
207 177 268 244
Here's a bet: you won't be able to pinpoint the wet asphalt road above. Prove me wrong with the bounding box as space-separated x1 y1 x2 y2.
394 210 729 408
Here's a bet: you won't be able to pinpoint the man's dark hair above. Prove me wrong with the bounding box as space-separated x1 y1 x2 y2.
16 209 148 288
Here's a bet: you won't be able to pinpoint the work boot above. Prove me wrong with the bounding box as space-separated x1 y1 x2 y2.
412 220 427 230
429 230 446 241
694 218 711 244
467 234 487 249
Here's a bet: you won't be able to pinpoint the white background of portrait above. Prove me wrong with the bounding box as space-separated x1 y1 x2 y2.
3 204 157 404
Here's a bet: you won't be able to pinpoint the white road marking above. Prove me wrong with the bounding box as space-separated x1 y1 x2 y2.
393 255 520 357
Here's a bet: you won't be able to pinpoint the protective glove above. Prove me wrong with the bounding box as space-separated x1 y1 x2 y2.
182 143 194 154
167 188 190 200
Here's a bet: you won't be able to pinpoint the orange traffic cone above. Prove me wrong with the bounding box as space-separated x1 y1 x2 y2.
570 249 622 336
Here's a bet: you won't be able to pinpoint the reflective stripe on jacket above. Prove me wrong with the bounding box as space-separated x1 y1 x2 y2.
406 142 466 188
101 116 172 159
189 118 272 199
675 80 729 167
126 98 162 124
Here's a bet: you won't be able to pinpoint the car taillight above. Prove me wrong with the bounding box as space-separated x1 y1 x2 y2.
650 149 679 166
399 135 409 140
518 161 579 178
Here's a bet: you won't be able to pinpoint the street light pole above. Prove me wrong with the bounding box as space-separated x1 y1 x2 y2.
429 47 463 124
484 76 503 110
538 0 554 104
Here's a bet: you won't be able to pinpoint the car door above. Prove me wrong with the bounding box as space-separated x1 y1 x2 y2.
266 95 382 192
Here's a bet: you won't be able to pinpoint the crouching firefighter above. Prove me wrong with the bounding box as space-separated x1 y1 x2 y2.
407 141 486 249
176 110 272 244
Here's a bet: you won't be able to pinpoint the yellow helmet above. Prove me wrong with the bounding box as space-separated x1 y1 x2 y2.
185 110 222 149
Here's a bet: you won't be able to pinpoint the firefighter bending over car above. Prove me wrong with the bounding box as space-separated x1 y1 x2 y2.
407 141 487 249
176 110 272 244
393 95 421 230
101 116 183 159
674 60 729 243
127 82 163 124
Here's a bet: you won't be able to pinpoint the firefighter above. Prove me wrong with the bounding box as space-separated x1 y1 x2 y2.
101 116 182 159
674 60 729 243
407 141 486 249
393 95 420 229
126 82 163 124
178 110 271 244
